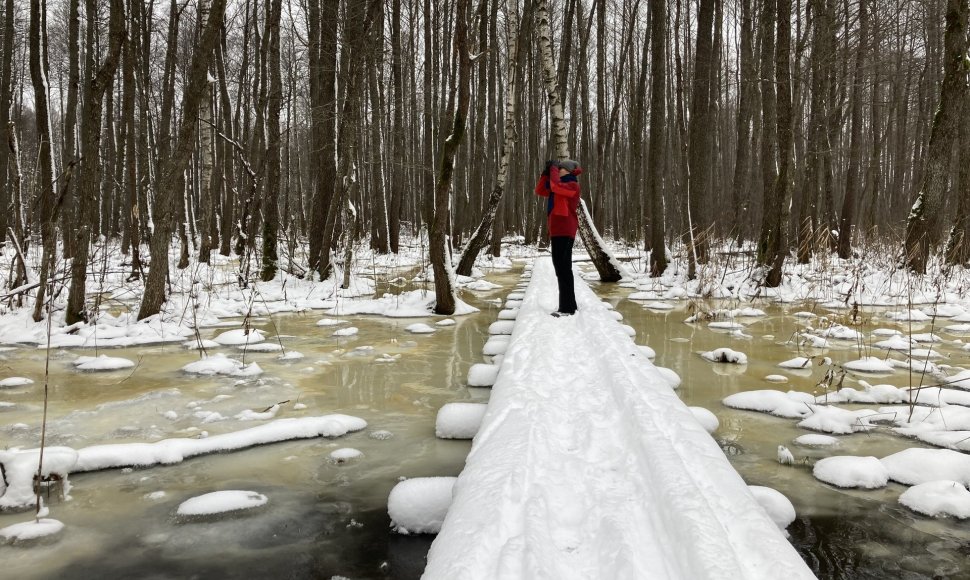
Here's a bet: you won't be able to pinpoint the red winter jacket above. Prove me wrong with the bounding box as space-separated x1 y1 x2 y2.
534 166 582 238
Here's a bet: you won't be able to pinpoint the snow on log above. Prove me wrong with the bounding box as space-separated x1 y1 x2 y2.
388 477 456 534
436 403 488 439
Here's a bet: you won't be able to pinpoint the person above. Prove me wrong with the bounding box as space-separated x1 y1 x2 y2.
534 158 582 316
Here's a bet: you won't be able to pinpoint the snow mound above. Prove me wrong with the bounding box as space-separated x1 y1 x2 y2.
842 357 894 373
234 404 281 421
181 354 262 377
183 339 220 350
213 329 265 346
330 448 363 462
701 348 748 364
332 327 359 337
467 364 499 387
177 490 268 516
0 518 64 542
316 318 346 327
436 403 488 439
388 477 456 534
688 407 719 434
278 351 305 360
497 309 518 320
655 366 681 388
813 456 889 489
637 345 656 359
0 447 78 509
488 321 515 335
436 319 456 327
241 342 283 352
797 405 877 434
794 434 840 447
722 390 814 418
881 448 970 486
816 325 863 341
405 323 436 334
482 336 510 356
748 486 796 530
898 480 970 519
887 309 930 322
330 290 479 317
779 357 812 369
74 355 136 371
464 280 502 291
765 374 789 383
0 377 33 388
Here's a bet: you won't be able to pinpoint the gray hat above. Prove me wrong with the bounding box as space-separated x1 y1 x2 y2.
557 159 581 171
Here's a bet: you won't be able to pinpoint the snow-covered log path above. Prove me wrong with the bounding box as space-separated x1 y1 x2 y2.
423 259 816 580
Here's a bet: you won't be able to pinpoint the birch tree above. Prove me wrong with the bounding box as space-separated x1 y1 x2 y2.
535 0 622 282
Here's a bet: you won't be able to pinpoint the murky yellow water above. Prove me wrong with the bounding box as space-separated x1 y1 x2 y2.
0 263 968 579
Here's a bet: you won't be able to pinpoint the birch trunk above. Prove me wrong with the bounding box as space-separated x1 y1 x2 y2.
455 0 520 277
534 0 622 282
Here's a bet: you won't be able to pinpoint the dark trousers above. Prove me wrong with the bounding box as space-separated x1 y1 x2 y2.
551 236 577 313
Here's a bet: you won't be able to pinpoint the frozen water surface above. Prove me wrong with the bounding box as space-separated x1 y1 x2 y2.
2 265 970 578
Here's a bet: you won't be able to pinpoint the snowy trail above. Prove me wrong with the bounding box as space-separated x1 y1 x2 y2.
423 259 816 580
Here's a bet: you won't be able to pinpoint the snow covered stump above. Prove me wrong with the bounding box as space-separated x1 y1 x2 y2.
422 259 815 580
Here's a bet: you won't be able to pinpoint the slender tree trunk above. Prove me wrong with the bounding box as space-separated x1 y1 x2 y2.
65 0 126 324
756 0 779 273
260 0 282 281
431 0 471 315
647 0 667 276
317 0 380 280
0 0 15 243
535 0 622 282
455 0 521 276
731 0 754 244
766 0 794 287
837 0 868 259
29 0 59 322
905 0 968 273
138 0 227 320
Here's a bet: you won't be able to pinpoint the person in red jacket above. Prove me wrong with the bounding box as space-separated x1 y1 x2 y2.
534 159 582 316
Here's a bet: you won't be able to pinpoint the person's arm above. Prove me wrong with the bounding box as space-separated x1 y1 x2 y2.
534 174 550 197
549 170 579 198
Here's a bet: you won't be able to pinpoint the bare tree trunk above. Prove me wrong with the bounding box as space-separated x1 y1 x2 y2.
430 0 471 315
30 0 59 322
837 0 868 259
765 0 794 287
731 0 755 244
65 0 126 325
138 0 227 320
647 0 667 276
905 0 968 273
60 0 81 259
755 0 779 274
455 0 521 277
0 0 14 243
317 0 380 280
945 100 970 264
260 0 282 281
686 0 718 267
308 0 338 274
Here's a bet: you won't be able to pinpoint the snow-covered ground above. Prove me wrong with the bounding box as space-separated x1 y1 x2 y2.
424 259 814 580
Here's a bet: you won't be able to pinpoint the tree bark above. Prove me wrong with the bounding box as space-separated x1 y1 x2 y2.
260 0 282 281
535 0 622 282
647 0 667 276
29 0 59 322
65 0 126 324
430 0 471 315
138 0 227 320
455 0 521 277
905 0 968 273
